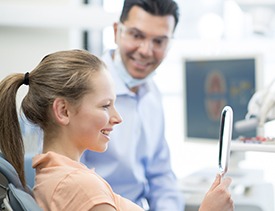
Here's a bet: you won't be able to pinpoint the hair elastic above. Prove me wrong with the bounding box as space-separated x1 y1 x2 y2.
23 72 30 85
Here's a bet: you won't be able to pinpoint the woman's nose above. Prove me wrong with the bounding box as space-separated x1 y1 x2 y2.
111 108 123 125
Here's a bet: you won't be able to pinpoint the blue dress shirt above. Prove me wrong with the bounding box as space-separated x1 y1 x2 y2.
81 50 185 211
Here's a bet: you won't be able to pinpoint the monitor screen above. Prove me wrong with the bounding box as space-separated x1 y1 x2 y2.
183 55 262 143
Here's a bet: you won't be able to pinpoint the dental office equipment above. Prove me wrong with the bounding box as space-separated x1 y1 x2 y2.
234 79 275 136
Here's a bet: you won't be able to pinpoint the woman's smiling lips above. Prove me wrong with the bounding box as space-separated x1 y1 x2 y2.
101 128 113 139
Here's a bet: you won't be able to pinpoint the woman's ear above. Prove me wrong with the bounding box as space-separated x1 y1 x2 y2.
52 98 70 125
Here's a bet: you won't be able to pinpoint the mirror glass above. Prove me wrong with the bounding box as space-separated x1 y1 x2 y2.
218 106 233 176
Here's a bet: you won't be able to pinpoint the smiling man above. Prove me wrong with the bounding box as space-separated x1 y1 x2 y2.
81 1 184 210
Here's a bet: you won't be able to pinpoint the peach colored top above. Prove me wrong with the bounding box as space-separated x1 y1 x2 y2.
32 152 143 211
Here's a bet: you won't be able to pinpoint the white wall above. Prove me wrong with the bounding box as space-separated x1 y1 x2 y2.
0 27 70 79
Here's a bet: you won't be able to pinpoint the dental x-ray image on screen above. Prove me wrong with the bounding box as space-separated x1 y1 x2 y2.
183 54 262 142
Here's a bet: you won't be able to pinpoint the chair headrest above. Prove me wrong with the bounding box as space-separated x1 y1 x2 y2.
0 153 24 191
0 153 42 210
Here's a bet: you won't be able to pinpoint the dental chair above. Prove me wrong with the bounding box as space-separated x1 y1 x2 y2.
0 153 42 211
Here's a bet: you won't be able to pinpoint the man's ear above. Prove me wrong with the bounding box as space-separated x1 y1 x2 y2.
52 98 70 125
113 22 119 44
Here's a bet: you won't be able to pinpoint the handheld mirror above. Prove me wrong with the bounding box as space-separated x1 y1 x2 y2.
218 106 233 177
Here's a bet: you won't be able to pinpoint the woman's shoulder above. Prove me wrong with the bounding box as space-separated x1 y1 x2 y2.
55 168 112 195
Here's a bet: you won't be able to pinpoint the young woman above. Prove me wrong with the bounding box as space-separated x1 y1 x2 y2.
0 49 233 211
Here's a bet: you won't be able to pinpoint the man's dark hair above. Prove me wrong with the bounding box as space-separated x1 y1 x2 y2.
120 0 180 30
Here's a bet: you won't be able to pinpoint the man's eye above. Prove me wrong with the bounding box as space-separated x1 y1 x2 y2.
129 31 143 40
153 38 166 46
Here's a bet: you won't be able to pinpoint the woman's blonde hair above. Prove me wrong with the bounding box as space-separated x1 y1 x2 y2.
0 49 106 187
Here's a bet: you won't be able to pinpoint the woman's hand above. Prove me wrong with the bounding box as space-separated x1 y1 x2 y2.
199 174 234 211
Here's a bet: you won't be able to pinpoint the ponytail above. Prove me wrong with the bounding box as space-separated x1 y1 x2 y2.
0 73 27 187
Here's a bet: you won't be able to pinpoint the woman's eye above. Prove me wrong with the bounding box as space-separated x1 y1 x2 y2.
103 104 111 109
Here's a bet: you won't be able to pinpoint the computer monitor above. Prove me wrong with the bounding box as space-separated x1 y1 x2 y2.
183 54 262 144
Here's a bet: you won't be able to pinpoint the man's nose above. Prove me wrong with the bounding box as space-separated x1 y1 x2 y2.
137 39 154 56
